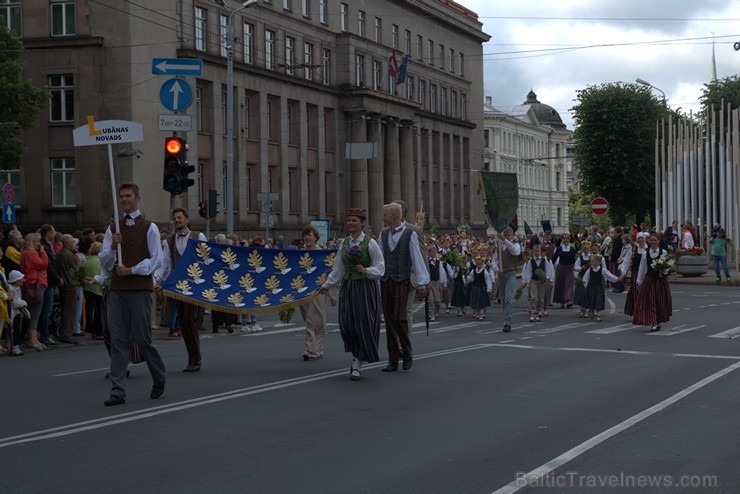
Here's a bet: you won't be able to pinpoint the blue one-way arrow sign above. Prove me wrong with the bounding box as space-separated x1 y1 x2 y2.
152 58 203 76
159 78 194 113
3 203 15 224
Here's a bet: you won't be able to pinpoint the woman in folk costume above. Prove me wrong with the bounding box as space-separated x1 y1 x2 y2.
582 254 619 321
632 233 673 332
320 208 385 381
551 234 577 308
622 233 647 316
426 245 448 321
466 255 493 321
299 224 335 361
572 240 592 317
521 244 554 322
449 252 469 316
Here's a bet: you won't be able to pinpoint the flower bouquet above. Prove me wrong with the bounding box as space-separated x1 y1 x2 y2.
279 307 296 324
534 268 548 285
651 253 675 276
345 244 363 278
441 247 466 271
513 286 524 300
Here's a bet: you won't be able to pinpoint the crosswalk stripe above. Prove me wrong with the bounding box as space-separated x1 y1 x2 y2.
531 322 596 334
647 324 706 336
585 323 634 334
709 327 740 339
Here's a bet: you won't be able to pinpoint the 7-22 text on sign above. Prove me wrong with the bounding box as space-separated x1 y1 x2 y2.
159 115 192 132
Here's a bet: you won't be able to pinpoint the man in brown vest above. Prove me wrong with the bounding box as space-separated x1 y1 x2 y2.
99 183 166 406
155 207 207 372
491 227 522 333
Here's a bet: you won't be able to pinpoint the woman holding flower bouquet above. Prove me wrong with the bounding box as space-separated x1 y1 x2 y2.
622 233 647 316
320 208 385 381
632 234 673 332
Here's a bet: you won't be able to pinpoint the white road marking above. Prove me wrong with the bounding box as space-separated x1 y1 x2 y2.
646 324 706 336
586 323 634 335
54 367 109 377
491 359 740 494
529 322 594 334
709 327 740 339
606 294 616 314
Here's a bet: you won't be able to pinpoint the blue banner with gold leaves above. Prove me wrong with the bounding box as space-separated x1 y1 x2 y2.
162 241 336 314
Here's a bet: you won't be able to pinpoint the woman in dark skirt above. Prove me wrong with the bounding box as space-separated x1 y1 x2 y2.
582 255 619 321
632 234 672 332
623 233 647 316
551 234 577 308
320 208 384 381
572 241 592 316
449 254 469 316
466 257 493 320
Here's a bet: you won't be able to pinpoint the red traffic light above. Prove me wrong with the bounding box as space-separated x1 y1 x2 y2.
165 138 183 155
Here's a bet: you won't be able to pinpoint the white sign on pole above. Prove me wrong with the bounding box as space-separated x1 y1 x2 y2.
158 114 192 132
73 117 144 147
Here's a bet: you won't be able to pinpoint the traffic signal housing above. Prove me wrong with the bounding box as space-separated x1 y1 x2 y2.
163 137 195 194
198 201 207 218
208 188 219 218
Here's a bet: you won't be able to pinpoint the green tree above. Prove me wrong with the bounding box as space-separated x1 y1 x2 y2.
699 75 740 114
0 28 48 169
571 83 664 225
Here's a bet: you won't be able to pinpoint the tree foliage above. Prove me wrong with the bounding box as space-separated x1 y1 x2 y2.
0 28 48 169
571 83 665 225
699 75 740 115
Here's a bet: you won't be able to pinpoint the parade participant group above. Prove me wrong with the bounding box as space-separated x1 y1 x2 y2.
1 185 725 395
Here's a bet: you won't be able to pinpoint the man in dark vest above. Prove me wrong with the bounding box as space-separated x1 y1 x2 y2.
491 227 522 332
392 200 427 327
155 207 207 372
99 183 166 406
379 202 429 372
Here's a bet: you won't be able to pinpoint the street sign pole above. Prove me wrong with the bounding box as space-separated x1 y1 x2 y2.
107 143 123 265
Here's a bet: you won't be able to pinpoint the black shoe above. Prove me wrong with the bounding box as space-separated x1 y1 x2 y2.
402 355 413 371
382 362 399 372
58 338 79 345
350 369 361 381
650 325 660 332
182 364 201 373
227 326 234 334
303 354 310 361
566 301 573 308
150 384 165 399
503 325 512 333
104 395 125 407
212 328 219 333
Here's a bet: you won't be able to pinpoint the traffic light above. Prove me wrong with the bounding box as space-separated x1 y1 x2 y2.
198 201 207 218
162 137 195 194
208 188 219 218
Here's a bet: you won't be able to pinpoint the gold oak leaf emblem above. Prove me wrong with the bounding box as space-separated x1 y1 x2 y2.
324 252 336 267
213 270 229 286
176 280 191 292
299 252 314 270
290 275 306 291
187 263 203 280
254 294 269 306
221 248 237 265
239 273 254 290
265 275 280 292
248 250 263 269
228 293 244 306
315 273 328 286
280 294 295 303
201 288 218 301
273 252 289 271
196 243 211 261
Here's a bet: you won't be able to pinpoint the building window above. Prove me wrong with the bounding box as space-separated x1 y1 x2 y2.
389 75 396 96
374 17 381 43
484 129 489 148
319 0 327 24
0 0 21 36
221 88 227 134
51 158 76 206
450 90 457 118
51 0 75 36
49 74 74 122
340 3 348 32
557 207 562 225
265 29 275 69
556 170 561 191
357 10 365 38
243 22 254 64
243 93 251 138
459 53 464 76
195 7 207 51
197 163 204 201
266 101 272 141
441 87 447 115
285 36 295 75
439 44 445 69
391 24 398 49
418 79 425 110
321 48 331 85
301 0 310 17
0 169 21 204
416 35 423 61
355 54 364 87
220 14 229 57
288 169 297 212
304 42 313 80
461 93 467 120
404 30 411 55
406 76 413 100
449 48 455 73
245 165 252 210
373 60 382 90
430 84 437 113
428 39 434 65
283 0 291 10
195 87 202 131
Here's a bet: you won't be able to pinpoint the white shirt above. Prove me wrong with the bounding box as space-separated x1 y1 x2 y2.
466 266 493 292
521 256 554 284
155 229 208 283
323 232 385 289
583 265 619 287
682 231 694 250
99 209 163 277
636 248 668 285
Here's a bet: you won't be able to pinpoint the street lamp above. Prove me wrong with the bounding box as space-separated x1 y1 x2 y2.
635 78 666 104
215 0 258 235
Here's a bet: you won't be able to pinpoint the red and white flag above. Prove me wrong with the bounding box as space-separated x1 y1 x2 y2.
389 50 398 77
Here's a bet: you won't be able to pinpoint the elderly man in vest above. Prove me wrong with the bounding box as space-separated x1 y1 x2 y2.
393 200 427 327
100 183 166 407
491 227 522 332
379 202 429 372
155 207 207 372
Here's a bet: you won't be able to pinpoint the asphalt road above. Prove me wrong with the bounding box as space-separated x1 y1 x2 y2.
1 284 739 493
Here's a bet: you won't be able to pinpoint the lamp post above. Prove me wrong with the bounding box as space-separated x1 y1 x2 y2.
636 78 666 231
215 0 257 236
635 78 665 104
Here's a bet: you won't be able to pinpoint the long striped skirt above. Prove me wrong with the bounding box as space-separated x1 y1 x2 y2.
101 288 144 364
552 264 575 304
338 278 380 363
632 276 672 327
623 284 638 316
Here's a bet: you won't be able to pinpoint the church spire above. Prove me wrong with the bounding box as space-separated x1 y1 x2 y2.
710 34 717 82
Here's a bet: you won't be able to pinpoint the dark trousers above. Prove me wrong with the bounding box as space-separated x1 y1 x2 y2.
380 279 412 364
84 291 103 337
58 289 77 339
177 301 201 366
12 315 29 347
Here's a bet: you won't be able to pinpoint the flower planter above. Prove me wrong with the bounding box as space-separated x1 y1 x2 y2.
674 256 708 277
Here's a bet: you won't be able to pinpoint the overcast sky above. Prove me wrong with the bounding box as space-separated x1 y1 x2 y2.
460 0 739 129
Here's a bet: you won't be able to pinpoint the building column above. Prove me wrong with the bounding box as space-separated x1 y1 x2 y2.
317 105 326 218
299 101 309 224
349 113 368 214
399 122 416 221
367 117 384 235
434 131 445 227
384 118 401 202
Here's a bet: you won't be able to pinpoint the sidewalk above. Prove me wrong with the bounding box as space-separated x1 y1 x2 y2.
668 266 739 286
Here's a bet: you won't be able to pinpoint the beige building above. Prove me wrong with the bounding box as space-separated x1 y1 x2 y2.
483 91 573 234
9 0 489 238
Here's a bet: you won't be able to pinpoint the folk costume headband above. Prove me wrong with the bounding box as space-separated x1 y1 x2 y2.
347 208 367 219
